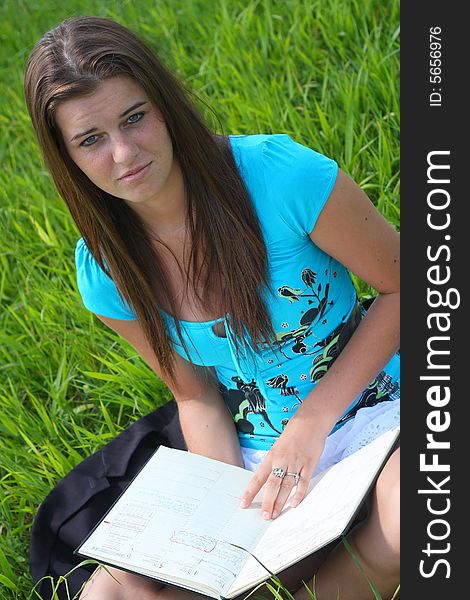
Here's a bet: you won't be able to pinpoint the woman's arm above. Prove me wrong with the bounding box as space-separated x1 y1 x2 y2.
299 167 399 436
241 168 400 517
96 315 244 468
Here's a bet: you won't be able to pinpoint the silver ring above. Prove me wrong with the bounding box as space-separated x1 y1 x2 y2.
272 467 285 478
285 471 300 484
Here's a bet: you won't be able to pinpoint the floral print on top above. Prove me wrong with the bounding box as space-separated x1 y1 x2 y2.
75 134 400 450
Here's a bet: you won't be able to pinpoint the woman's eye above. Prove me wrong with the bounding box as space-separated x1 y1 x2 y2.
77 113 144 148
127 112 144 124
80 135 99 147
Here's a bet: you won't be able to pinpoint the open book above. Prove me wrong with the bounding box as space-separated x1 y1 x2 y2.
76 427 399 599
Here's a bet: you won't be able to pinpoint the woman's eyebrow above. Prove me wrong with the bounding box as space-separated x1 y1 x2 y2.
70 101 148 142
119 100 147 118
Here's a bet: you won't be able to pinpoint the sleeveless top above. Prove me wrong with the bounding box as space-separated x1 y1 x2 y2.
75 134 400 450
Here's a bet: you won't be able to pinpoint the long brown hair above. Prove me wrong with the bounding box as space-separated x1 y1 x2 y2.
24 16 274 380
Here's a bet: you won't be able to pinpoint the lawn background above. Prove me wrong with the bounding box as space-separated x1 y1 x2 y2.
0 0 399 598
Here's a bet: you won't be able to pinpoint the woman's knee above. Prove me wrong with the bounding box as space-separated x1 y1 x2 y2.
373 446 400 559
79 566 164 599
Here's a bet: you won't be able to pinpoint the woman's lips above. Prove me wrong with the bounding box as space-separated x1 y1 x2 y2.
119 162 152 182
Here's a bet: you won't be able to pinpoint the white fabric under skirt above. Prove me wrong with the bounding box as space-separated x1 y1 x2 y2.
241 399 400 476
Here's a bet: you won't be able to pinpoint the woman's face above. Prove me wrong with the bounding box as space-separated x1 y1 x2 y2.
55 76 178 208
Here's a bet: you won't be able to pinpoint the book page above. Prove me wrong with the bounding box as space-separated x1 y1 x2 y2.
77 447 269 598
229 428 399 597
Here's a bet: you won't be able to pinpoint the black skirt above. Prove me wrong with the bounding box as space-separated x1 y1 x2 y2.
29 399 186 600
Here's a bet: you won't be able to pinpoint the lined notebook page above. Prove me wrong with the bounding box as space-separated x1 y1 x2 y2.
229 427 399 597
77 448 269 597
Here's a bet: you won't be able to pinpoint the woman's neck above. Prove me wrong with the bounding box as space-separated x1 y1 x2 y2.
125 156 188 236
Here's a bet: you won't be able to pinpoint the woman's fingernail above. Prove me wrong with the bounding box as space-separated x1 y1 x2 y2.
240 499 249 508
272 510 279 519
262 511 271 520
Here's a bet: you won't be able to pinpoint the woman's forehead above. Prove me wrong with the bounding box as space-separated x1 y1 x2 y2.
54 76 150 138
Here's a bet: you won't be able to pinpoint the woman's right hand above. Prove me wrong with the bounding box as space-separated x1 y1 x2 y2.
240 411 327 520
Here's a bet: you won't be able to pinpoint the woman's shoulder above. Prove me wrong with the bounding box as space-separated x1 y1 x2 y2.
228 132 332 163
228 132 293 165
74 238 136 320
229 133 337 195
74 237 109 283
229 134 338 236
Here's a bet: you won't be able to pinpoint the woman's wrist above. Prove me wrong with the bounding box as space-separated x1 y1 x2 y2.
284 398 336 441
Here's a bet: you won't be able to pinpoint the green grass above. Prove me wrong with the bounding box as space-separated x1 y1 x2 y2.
0 0 399 598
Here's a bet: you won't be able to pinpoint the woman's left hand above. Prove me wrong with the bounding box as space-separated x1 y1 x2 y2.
239 415 328 519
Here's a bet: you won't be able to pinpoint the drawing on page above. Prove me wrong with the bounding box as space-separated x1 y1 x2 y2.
171 530 218 552
134 489 200 517
198 558 239 582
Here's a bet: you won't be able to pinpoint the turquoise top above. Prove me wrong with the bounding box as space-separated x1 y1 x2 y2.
75 134 400 450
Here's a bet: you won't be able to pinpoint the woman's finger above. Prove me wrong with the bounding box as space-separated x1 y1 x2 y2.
239 461 274 509
258 468 290 519
271 474 298 518
290 471 310 508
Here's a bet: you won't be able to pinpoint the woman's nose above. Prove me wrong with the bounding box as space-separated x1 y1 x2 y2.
111 134 139 165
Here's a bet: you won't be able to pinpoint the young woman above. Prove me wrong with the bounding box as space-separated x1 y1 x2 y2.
24 16 400 600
